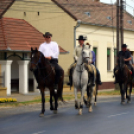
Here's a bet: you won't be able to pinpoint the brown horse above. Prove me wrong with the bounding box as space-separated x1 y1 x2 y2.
30 47 64 116
115 55 133 104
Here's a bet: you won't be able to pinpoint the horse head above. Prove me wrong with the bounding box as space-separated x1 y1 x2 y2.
30 47 43 71
82 45 90 64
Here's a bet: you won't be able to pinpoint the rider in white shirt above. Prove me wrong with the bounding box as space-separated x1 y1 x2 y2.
34 32 62 90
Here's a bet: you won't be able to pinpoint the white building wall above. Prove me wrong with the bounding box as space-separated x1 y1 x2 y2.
76 24 134 82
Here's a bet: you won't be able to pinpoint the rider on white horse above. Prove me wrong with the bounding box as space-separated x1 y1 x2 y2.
69 35 102 86
74 35 95 86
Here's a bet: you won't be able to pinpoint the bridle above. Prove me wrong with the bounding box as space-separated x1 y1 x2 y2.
31 52 42 66
30 51 53 81
81 46 90 65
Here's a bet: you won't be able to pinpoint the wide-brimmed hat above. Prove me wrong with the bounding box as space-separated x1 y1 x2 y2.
122 44 127 48
76 35 87 40
43 32 52 38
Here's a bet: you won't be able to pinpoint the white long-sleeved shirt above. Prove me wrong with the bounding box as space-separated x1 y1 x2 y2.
39 41 59 59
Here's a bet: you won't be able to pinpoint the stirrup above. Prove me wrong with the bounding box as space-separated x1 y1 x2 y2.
114 81 118 84
54 84 58 93
97 81 102 85
88 82 95 86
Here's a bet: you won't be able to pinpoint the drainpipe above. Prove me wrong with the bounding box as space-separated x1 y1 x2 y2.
74 20 81 48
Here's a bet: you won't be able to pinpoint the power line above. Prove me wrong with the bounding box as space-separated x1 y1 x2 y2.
77 16 116 35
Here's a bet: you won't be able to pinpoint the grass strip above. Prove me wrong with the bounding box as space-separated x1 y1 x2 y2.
1 89 134 107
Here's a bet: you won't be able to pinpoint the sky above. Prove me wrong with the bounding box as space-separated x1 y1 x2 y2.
100 0 134 16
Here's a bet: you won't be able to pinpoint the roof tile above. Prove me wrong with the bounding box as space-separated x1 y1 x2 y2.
0 17 68 53
52 0 134 30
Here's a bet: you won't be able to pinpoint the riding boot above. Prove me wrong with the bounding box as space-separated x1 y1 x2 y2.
96 68 102 85
114 77 118 84
33 69 39 88
68 75 73 86
67 67 73 86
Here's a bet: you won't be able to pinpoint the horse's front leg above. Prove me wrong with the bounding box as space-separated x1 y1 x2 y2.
53 91 58 114
40 89 45 116
79 85 87 115
88 86 94 112
119 83 125 104
127 82 132 103
74 87 78 109
50 91 54 111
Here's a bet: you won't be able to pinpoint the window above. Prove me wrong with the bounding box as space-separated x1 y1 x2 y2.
107 48 111 70
84 12 90 17
0 52 5 60
107 16 111 20
93 47 97 66
114 49 117 66
127 20 132 25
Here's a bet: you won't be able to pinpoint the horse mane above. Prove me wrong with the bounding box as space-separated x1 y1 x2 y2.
37 51 51 66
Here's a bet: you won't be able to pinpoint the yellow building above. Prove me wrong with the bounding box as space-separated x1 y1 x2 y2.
1 0 134 91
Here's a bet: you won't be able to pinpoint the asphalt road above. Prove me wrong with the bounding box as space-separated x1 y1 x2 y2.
1 96 134 134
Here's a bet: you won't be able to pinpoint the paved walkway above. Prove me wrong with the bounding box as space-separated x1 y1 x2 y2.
0 88 115 103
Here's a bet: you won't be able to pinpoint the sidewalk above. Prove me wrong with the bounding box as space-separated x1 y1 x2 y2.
1 88 75 102
0 88 115 103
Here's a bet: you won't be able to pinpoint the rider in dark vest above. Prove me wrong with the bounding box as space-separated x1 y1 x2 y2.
114 44 134 84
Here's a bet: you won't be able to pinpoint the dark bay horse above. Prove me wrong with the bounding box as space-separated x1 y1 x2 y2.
116 55 133 104
30 48 64 116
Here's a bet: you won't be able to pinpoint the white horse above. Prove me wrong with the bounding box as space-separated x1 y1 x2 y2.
73 45 95 115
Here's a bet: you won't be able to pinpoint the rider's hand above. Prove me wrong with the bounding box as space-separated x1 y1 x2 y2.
124 59 127 61
45 56 51 60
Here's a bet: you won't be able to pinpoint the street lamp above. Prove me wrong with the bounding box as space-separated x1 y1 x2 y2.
74 20 81 48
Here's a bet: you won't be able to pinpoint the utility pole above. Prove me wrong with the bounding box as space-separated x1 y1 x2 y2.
116 0 120 53
120 0 124 47
116 0 124 53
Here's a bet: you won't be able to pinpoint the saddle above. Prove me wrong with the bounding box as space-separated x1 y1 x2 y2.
84 63 97 76
115 64 132 75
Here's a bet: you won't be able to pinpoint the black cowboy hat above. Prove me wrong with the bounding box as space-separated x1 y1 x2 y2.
122 44 127 48
43 32 52 37
76 35 87 40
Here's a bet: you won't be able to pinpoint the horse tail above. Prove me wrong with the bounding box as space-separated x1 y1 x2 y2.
57 70 65 102
94 84 98 105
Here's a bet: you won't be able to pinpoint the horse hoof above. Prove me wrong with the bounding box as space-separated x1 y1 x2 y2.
78 109 82 115
86 105 89 108
53 110 57 114
39 113 44 117
89 107 93 113
127 101 131 104
50 107 54 111
121 101 125 105
94 102 97 106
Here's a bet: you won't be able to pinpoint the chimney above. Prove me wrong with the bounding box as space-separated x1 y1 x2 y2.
93 0 100 2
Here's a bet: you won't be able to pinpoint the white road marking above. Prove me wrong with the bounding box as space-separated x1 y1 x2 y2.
108 112 129 118
33 130 46 134
0 107 12 109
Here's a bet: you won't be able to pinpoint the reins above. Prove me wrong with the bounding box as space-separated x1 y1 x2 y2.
31 51 54 81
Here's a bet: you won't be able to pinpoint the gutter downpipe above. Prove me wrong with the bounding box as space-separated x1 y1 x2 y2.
74 20 81 48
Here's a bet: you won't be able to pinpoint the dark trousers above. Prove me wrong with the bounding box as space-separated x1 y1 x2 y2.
50 59 62 84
